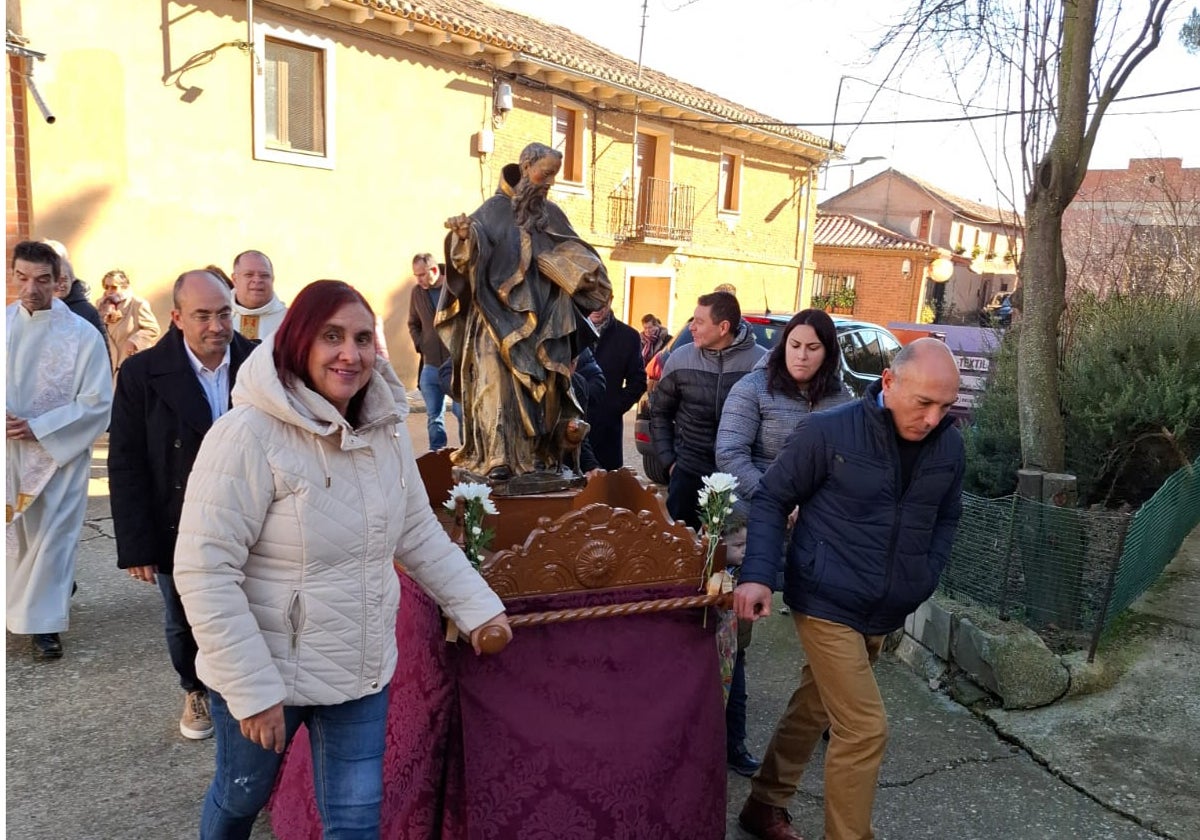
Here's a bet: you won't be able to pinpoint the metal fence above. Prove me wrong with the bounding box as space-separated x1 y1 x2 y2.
937 456 1200 659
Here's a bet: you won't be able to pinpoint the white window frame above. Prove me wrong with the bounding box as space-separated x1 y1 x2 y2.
550 97 588 195
718 147 743 216
253 21 337 170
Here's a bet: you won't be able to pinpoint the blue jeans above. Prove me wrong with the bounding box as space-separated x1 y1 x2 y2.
156 573 202 693
727 647 749 751
200 687 390 840
666 466 705 531
418 363 461 451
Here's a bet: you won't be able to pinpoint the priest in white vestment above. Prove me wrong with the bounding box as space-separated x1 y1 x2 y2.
6 241 112 658
230 249 287 341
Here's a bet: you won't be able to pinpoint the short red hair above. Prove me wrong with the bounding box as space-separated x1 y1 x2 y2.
273 280 375 388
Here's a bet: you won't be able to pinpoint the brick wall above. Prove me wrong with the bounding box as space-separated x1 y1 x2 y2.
813 246 925 327
6 54 33 304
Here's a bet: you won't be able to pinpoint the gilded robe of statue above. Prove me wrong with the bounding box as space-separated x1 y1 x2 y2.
437 186 611 478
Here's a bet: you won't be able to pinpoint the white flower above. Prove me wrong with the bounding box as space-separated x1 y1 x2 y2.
701 472 738 494
472 526 482 536
697 488 712 507
443 498 457 512
481 498 499 515
448 482 493 503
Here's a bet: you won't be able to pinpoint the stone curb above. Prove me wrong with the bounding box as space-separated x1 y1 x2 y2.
898 594 1071 709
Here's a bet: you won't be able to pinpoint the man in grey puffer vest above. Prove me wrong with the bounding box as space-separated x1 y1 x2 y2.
649 289 766 776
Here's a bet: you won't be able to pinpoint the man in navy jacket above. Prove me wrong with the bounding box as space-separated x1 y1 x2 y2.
734 338 963 840
108 270 256 741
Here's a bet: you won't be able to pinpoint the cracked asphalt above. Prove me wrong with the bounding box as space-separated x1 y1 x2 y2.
6 410 1194 839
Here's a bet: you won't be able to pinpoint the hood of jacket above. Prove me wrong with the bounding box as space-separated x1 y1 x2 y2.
232 335 409 447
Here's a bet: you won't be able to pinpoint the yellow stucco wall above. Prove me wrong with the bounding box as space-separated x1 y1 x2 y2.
18 1 821 385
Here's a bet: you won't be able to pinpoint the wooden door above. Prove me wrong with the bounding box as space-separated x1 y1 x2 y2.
627 275 672 330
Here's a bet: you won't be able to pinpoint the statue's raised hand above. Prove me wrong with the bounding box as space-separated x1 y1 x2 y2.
445 214 471 240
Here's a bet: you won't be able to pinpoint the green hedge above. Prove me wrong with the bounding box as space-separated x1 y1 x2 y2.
964 294 1200 506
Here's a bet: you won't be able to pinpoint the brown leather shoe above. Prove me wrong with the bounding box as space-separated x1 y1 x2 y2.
738 796 804 840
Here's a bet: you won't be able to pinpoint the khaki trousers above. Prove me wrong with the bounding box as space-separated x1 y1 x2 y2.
750 614 887 840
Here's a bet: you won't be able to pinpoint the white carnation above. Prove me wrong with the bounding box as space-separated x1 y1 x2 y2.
702 472 738 494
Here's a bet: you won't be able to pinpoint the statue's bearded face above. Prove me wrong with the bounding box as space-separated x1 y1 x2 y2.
513 154 561 231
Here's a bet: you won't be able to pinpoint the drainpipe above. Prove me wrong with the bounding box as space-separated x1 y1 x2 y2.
795 166 815 311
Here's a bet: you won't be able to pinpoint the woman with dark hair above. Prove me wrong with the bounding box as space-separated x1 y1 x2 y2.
716 309 853 517
174 279 511 839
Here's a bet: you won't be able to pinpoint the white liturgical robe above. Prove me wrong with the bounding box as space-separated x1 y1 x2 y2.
232 295 287 342
6 298 112 634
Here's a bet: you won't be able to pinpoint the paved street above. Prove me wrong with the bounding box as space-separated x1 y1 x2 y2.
5 404 1191 839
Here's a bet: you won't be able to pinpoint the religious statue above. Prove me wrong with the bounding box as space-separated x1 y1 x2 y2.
438 142 612 484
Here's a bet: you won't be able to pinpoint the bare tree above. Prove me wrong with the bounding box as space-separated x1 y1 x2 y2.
1063 164 1200 298
876 0 1174 471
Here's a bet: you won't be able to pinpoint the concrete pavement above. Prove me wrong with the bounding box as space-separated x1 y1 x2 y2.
6 408 1195 838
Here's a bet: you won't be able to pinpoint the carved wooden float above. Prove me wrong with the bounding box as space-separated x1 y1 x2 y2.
415 450 730 652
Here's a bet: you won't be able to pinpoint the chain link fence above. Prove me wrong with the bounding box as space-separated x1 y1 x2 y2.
938 456 1200 658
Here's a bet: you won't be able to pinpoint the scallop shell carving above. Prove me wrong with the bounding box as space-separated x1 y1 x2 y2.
576 539 618 588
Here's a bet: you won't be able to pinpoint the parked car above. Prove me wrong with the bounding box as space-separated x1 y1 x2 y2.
633 313 902 484
979 292 1013 327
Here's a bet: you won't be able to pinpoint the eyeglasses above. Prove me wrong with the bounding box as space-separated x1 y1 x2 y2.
189 311 233 325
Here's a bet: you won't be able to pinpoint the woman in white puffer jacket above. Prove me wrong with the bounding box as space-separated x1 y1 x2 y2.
174 279 510 840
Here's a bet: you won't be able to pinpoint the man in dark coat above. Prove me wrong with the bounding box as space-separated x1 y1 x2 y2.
733 338 964 840
407 252 460 451
585 302 646 470
54 256 107 340
108 269 256 741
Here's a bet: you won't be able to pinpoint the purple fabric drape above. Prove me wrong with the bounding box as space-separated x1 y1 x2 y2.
269 574 726 840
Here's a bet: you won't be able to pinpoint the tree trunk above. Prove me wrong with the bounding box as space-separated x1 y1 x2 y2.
1017 191 1067 471
1016 0 1100 473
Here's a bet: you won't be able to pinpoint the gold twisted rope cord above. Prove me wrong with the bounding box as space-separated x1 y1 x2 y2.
505 592 734 628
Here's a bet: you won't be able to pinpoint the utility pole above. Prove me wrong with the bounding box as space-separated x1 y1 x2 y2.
629 0 649 233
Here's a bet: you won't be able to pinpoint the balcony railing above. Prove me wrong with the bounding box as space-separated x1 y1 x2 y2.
609 177 695 244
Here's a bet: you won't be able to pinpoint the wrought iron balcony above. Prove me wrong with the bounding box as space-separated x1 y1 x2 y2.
609 177 695 244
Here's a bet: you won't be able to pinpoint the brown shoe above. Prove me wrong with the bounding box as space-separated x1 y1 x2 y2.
738 796 804 840
180 690 214 740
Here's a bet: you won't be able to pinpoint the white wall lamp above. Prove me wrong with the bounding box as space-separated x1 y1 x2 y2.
928 257 955 283
493 81 513 128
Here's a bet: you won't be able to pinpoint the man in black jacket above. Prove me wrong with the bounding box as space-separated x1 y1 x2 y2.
53 256 107 340
733 338 963 840
649 290 766 778
108 270 256 741
407 252 460 451
584 301 646 470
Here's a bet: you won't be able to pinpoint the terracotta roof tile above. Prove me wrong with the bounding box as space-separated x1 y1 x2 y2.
359 0 831 152
814 213 935 252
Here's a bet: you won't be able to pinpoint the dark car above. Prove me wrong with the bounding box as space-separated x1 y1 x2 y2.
979 292 1013 327
633 313 903 484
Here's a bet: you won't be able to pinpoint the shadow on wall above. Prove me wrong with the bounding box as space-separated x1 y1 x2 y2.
383 276 420 389
27 183 115 300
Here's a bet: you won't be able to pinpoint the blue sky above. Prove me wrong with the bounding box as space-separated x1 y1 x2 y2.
496 0 1199 210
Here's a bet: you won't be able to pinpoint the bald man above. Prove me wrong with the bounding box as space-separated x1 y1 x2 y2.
108 270 257 741
733 338 964 840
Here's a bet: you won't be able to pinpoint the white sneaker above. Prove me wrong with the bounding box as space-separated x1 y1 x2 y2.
180 690 214 740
